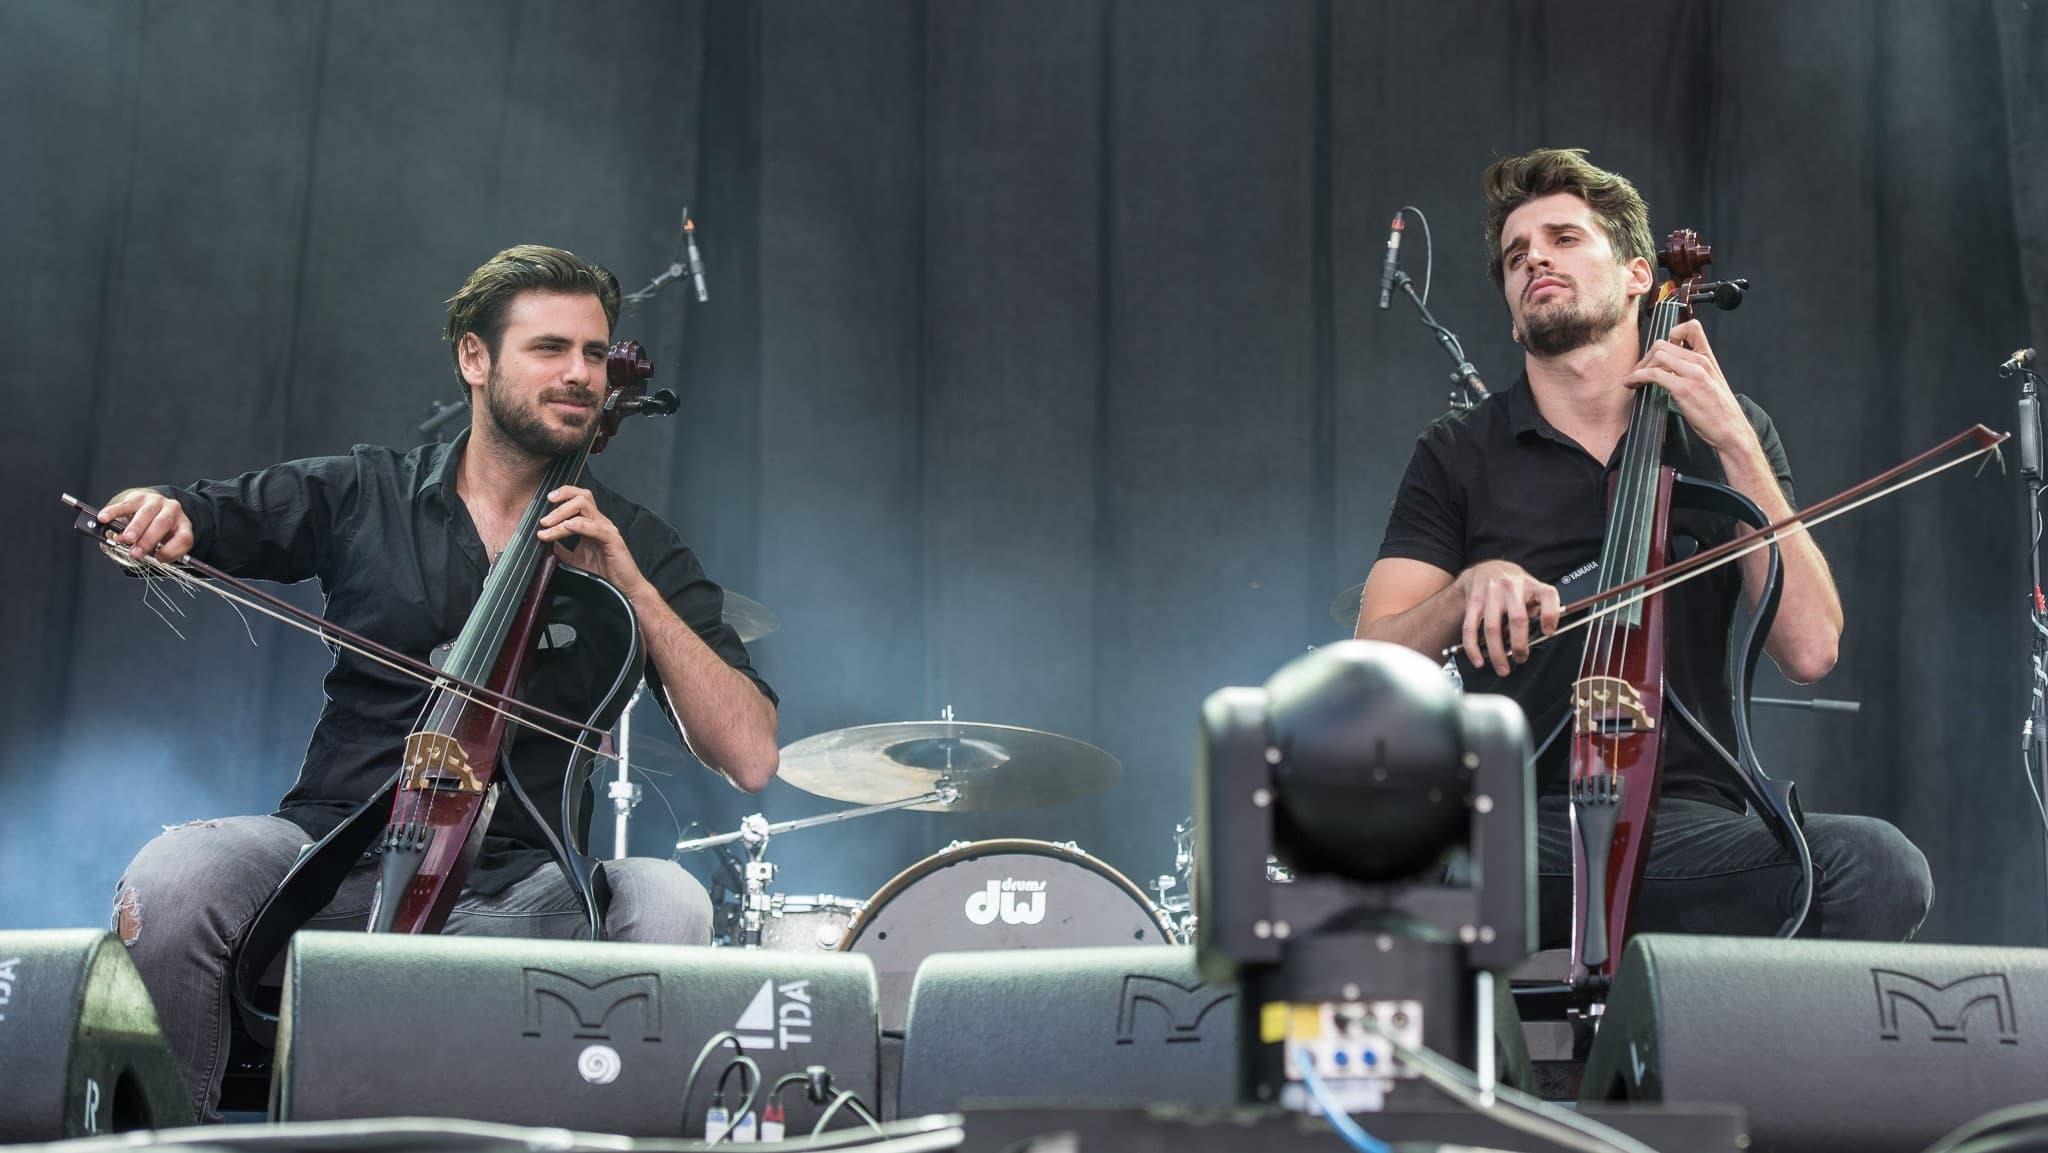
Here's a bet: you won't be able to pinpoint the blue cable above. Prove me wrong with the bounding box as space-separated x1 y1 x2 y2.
1293 1045 1395 1153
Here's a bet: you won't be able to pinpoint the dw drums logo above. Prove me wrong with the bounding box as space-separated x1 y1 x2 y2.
1872 969 2020 1045
965 878 1047 925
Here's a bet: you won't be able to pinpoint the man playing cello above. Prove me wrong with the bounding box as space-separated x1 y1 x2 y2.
1355 148 1930 948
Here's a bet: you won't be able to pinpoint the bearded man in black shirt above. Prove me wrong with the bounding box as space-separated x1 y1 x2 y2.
1354 149 1930 947
96 245 780 1120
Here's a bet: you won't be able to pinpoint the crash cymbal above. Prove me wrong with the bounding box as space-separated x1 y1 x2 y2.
776 720 1120 812
722 590 779 644
1330 581 1365 631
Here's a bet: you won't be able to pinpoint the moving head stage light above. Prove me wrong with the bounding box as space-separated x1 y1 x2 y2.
1196 640 1534 1113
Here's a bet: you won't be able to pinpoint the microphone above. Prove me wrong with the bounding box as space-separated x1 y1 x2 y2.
683 214 708 302
1377 213 1405 310
2001 347 2038 377
2019 387 2040 481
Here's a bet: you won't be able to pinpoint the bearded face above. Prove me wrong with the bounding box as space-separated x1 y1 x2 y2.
1498 192 1647 358
1516 269 1633 356
480 359 595 459
463 290 611 461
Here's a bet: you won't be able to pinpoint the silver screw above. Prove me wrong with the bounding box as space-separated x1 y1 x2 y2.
1474 794 1494 814
1463 751 1481 769
1252 787 1272 808
1273 921 1291 939
1458 924 1478 944
1265 746 1283 765
1375 934 1394 952
1254 920 1272 939
1342 983 1361 1001
1479 926 1497 943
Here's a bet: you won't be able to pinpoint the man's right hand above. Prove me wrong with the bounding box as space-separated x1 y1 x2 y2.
1458 559 1561 676
96 488 194 562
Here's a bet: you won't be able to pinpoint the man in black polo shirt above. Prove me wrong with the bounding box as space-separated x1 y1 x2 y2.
1355 149 1930 945
94 245 780 1120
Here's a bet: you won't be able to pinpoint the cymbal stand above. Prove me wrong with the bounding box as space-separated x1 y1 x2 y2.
1151 817 1199 940
610 686 647 860
674 785 961 945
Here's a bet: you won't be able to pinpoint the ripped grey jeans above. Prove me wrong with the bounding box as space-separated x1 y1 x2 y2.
113 814 712 1122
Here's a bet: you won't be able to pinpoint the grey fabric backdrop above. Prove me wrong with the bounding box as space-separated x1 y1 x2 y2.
3 0 2044 948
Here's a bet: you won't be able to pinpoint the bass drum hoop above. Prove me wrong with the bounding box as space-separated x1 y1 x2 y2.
838 837 1176 948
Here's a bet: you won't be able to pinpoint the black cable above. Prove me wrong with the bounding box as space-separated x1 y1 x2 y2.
707 1055 762 1145
810 1090 885 1140
768 1071 813 1106
677 1030 744 1136
1925 1102 2048 1153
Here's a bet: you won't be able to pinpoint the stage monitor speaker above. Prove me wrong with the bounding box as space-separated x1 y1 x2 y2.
1584 933 2048 1153
0 929 193 1139
897 946 1238 1117
276 932 879 1138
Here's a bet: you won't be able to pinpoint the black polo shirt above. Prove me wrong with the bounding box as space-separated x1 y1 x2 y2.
163 431 776 891
1375 375 1795 810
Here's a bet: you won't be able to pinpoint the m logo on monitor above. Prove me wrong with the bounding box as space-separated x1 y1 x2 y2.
1115 974 1234 1044
521 969 663 1041
1872 969 2019 1044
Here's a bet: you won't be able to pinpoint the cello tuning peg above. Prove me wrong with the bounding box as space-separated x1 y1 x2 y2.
1691 279 1749 312
623 389 680 417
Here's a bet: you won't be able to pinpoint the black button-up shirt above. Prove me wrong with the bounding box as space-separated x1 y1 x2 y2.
164 432 775 890
1375 376 1795 810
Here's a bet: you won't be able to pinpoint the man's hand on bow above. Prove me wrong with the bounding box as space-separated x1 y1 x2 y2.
95 488 195 562
1459 559 1561 676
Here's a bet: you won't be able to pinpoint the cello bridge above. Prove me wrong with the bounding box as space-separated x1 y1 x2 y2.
1572 675 1656 735
402 732 483 793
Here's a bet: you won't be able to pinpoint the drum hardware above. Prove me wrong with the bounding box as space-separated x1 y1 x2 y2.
1152 817 1199 940
676 786 960 947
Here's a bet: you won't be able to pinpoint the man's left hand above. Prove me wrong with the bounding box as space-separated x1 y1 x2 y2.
537 486 646 593
1622 319 1758 456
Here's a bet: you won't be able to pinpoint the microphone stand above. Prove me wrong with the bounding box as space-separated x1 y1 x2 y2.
2013 358 2048 919
1388 269 1488 413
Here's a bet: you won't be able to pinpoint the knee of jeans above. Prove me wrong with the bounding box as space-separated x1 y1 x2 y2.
1826 816 1934 939
603 859 712 945
113 819 285 948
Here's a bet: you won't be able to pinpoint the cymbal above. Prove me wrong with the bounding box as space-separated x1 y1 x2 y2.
722 590 779 644
1330 582 1365 631
776 721 1120 812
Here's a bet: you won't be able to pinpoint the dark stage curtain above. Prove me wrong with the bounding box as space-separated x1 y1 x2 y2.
3 0 2044 947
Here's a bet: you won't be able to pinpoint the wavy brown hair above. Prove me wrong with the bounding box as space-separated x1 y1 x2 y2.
443 245 621 400
1480 148 1653 296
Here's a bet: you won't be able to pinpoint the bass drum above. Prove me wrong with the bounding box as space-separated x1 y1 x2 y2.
840 838 1175 1034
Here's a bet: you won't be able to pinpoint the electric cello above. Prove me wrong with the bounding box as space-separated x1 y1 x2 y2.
69 341 679 1032
1558 231 1810 992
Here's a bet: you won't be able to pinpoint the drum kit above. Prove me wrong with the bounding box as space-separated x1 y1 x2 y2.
621 589 1292 1030
671 706 1183 1028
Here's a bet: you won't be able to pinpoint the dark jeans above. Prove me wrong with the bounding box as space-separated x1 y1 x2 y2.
114 815 711 1123
1535 796 1933 947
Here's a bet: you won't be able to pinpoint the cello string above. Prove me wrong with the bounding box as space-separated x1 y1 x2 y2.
1610 294 1677 780
1590 292 1672 785
420 435 597 829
